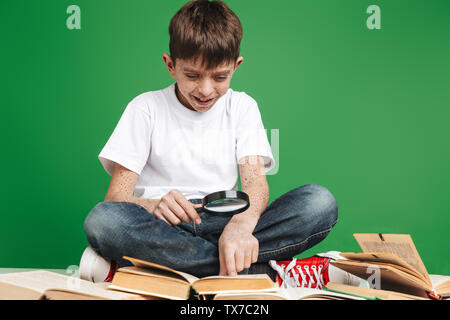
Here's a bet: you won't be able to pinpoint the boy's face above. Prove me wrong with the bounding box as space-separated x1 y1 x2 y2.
162 53 243 112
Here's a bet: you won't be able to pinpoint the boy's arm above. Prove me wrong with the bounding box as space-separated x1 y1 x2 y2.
104 162 201 225
235 155 269 229
104 162 158 212
218 155 269 276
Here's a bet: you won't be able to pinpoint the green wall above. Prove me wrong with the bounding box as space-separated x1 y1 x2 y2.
1 0 449 275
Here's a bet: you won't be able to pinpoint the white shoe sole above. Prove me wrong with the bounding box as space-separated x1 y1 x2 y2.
79 246 115 283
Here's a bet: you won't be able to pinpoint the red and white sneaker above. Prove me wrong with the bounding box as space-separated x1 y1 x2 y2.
79 246 117 283
269 251 362 289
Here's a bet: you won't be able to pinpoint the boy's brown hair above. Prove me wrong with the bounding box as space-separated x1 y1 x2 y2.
169 0 243 69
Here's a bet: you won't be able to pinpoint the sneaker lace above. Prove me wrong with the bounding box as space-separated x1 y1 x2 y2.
269 258 325 289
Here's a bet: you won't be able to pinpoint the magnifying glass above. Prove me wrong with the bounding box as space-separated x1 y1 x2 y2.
189 190 250 217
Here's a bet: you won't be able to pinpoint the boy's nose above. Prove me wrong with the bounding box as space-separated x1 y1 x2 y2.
198 80 214 97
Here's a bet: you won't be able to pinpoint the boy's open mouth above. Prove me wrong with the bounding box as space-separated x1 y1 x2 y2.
193 96 215 106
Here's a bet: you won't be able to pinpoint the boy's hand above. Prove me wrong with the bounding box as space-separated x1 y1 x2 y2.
152 189 202 226
218 219 259 276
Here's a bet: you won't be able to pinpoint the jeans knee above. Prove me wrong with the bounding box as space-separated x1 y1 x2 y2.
84 202 121 246
293 184 338 229
308 184 338 228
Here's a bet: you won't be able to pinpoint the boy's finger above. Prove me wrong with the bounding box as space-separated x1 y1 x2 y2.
252 247 259 264
219 251 227 276
159 202 181 225
175 195 202 225
166 197 190 223
162 211 181 225
244 249 253 269
225 248 237 276
153 208 172 226
235 250 244 274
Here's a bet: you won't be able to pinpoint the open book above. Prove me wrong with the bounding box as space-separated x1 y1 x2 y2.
108 256 278 300
213 286 369 300
324 282 428 300
330 233 450 299
0 270 151 300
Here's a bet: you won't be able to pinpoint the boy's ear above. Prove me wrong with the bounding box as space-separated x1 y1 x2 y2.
162 53 176 78
234 56 244 71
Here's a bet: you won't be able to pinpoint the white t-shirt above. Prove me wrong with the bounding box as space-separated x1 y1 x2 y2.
99 83 275 200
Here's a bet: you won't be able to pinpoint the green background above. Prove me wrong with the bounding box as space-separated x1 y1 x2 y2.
1 0 449 275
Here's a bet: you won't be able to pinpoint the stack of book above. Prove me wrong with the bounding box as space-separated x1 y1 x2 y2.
106 256 368 300
0 263 369 300
0 269 151 300
325 233 450 300
0 233 448 300
108 256 278 300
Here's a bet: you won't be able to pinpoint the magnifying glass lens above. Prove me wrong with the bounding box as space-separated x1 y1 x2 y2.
204 198 248 213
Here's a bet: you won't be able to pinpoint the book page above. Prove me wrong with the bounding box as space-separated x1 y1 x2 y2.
213 287 366 300
118 266 192 285
0 270 142 300
213 292 286 300
280 287 366 300
325 282 428 300
0 270 51 295
353 233 430 282
429 274 450 287
340 252 428 284
192 274 277 295
199 274 271 280
330 259 431 295
107 284 171 300
429 274 450 295
123 256 199 284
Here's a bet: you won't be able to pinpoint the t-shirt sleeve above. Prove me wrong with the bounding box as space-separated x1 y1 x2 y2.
98 95 152 176
235 94 275 173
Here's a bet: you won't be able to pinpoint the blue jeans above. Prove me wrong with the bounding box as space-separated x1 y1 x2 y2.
84 184 338 278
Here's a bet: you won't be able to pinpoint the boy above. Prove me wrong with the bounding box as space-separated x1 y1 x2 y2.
81 0 354 288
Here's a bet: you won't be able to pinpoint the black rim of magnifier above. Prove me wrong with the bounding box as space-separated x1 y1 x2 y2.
198 190 250 216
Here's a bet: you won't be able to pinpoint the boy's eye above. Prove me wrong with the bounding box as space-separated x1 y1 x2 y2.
185 74 227 81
